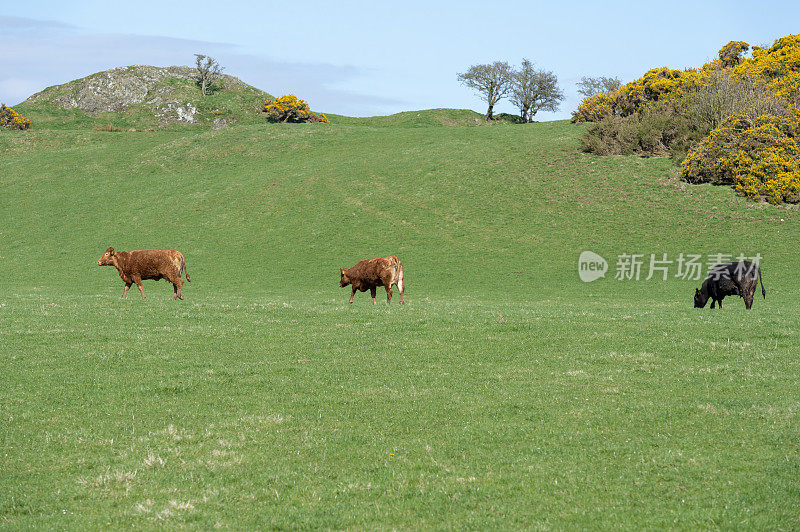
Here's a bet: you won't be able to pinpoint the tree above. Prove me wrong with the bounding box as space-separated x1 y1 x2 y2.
687 69 786 130
194 54 224 96
718 41 750 68
576 76 621 98
457 61 513 120
510 59 565 122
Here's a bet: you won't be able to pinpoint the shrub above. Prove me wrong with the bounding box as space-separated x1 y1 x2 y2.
735 34 800 105
718 41 750 68
681 113 800 203
575 34 800 166
572 92 615 123
580 115 639 155
0 104 31 130
262 95 329 123
573 67 708 124
581 103 699 158
573 33 800 203
494 113 526 124
685 69 788 130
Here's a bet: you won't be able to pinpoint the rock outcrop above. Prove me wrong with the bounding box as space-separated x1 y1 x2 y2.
25 65 270 126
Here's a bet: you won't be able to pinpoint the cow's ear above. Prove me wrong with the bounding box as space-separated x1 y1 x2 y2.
340 268 346 275
695 288 699 294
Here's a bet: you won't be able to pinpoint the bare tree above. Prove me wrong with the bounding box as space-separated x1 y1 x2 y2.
194 54 224 96
688 69 787 129
510 59 565 122
457 61 513 120
577 76 621 98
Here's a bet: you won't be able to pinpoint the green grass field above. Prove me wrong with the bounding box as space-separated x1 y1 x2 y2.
1 117 799 528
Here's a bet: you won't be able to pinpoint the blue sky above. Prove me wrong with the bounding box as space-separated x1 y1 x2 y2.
2 0 799 119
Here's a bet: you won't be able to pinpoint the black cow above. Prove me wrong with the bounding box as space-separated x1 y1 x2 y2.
694 261 765 309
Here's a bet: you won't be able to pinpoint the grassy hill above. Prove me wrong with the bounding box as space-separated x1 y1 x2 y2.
327 108 490 127
1 119 798 528
14 65 274 130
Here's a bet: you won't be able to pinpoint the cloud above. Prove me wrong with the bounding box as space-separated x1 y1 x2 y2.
0 78 42 104
0 17 404 115
224 55 406 116
0 16 76 34
0 15 580 119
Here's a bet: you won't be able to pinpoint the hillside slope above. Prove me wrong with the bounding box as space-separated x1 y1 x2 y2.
0 120 793 295
15 65 273 130
1 121 798 528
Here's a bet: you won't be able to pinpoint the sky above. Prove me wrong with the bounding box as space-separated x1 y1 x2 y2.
2 0 799 120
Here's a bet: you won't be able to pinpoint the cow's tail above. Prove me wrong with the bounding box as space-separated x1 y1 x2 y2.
181 254 191 282
395 257 404 295
758 266 765 299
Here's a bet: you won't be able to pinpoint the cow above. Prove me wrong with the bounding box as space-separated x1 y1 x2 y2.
97 247 190 300
339 255 404 305
694 261 765 310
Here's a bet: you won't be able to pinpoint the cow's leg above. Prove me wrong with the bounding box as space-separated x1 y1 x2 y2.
710 299 716 309
385 283 393 305
173 278 183 300
397 279 404 305
122 282 132 298
370 287 377 305
133 277 146 299
349 287 355 304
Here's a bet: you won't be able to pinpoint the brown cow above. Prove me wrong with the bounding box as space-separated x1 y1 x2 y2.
339 255 404 305
97 247 190 300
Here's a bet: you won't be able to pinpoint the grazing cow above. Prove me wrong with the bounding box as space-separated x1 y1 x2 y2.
97 247 190 300
694 261 765 309
339 255 404 305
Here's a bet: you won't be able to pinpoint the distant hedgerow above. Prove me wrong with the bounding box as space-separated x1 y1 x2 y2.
0 104 31 130
262 95 329 123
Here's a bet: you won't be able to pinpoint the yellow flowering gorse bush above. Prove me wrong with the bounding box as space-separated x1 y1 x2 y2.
262 95 329 123
577 33 800 203
681 113 800 204
571 92 614 123
735 35 800 105
572 67 707 123
0 104 31 130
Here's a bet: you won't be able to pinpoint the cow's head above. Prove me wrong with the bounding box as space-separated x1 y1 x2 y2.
339 268 350 287
97 247 115 266
694 288 708 308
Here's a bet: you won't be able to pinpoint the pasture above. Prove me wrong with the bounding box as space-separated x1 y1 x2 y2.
1 118 798 528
